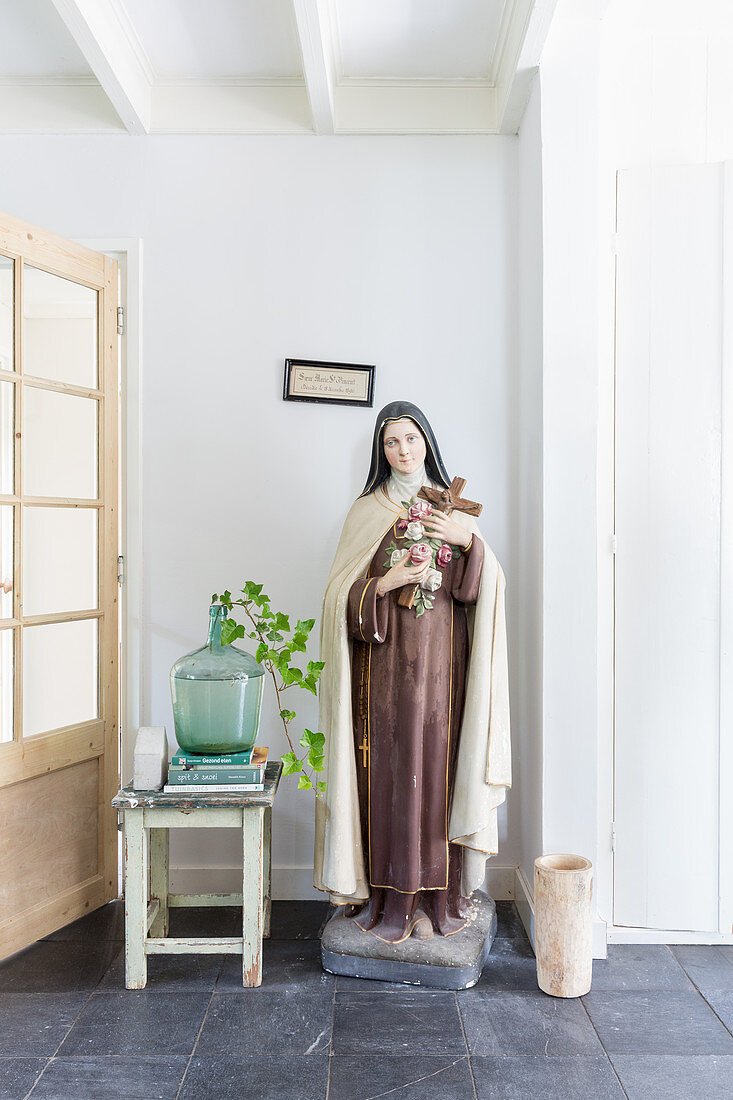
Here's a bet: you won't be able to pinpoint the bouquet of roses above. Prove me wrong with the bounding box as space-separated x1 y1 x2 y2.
382 498 463 617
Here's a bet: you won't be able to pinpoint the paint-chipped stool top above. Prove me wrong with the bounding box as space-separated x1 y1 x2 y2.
112 760 282 988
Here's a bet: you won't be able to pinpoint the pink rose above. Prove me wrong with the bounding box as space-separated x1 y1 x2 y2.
409 542 431 565
396 518 408 531
436 543 453 568
407 501 432 523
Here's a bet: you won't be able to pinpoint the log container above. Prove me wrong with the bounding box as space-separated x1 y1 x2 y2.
534 854 593 998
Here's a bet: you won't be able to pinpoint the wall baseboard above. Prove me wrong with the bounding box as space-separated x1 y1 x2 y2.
170 864 520 904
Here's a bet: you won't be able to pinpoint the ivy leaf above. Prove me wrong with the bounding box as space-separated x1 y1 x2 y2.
295 618 316 635
281 667 303 686
255 642 268 663
279 647 292 665
300 729 325 750
301 676 318 696
308 751 325 771
274 612 290 631
281 752 303 776
221 619 243 645
280 709 296 722
291 633 307 653
317 781 327 793
307 660 325 676
266 630 284 643
297 775 313 791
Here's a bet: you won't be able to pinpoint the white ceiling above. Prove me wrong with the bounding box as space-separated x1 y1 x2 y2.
0 0 557 135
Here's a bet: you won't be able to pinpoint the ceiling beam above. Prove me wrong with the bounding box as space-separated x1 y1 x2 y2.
50 0 152 134
493 0 559 133
291 0 335 135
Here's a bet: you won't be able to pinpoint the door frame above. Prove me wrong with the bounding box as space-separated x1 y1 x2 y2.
79 238 143 840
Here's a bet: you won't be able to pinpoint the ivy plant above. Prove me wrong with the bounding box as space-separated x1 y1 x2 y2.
212 582 326 796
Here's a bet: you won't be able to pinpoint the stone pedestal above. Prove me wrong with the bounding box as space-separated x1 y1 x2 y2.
321 892 496 990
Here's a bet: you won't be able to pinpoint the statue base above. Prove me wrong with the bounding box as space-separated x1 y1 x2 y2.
321 891 497 990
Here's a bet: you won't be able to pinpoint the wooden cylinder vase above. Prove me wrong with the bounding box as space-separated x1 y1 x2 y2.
534 854 593 998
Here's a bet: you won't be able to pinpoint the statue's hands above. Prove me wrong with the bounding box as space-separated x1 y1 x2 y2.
376 557 431 597
423 510 472 548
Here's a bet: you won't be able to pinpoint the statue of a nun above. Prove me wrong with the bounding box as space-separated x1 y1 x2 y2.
315 401 511 944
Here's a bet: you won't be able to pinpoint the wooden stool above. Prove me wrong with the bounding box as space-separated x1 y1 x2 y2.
112 760 282 988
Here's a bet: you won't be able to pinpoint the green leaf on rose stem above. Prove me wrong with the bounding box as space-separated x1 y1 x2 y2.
401 501 411 510
291 633 307 653
297 775 313 790
281 752 303 776
280 709 296 722
255 642 268 663
317 781 327 793
295 618 316 635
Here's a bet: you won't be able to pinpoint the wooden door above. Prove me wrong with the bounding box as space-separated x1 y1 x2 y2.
613 166 723 932
0 211 119 959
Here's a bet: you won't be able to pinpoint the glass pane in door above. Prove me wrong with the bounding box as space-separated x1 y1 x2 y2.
23 507 97 616
23 267 97 388
0 629 12 743
23 388 98 499
0 506 12 620
0 381 12 495
0 256 12 373
23 618 98 737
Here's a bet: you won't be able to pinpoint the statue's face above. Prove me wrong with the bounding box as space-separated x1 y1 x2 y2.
382 418 426 475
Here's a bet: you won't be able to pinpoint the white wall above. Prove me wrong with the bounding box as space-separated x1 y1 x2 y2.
0 133 522 896
513 77 544 893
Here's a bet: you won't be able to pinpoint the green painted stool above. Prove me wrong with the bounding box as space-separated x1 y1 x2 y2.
113 760 281 988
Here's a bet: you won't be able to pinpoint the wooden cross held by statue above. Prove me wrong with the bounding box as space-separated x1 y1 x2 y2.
397 477 483 609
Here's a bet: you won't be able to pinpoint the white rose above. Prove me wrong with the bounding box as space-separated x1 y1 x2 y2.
406 521 424 541
421 568 442 593
390 548 408 566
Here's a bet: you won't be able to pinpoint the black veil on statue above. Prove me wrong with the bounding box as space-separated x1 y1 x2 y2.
359 400 452 498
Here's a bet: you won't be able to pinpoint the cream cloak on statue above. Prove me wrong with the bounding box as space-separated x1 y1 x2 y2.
313 487 511 905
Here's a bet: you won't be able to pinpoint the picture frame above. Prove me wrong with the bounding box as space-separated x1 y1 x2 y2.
283 358 375 408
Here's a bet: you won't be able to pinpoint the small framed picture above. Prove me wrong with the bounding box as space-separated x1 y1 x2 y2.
283 359 375 408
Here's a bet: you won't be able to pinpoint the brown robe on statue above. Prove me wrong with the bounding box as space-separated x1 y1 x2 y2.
346 522 485 943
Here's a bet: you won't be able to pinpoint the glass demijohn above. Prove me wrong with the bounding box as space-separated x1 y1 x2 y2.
170 603 265 754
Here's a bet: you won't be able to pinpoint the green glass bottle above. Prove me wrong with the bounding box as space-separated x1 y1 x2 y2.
170 603 265 754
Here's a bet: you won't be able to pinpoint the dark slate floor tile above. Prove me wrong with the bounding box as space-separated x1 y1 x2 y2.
494 901 527 941
0 942 120 993
43 900 124 943
179 1056 329 1100
472 1055 624 1099
701 989 733 1032
30 1056 188 1100
58 992 211 1057
99 951 225 991
591 945 693 991
217 939 334 992
471 938 539 992
458 991 603 1056
583 990 733 1055
0 995 88 1056
612 1054 733 1099
269 901 331 940
0 1057 46 1099
333 992 466 1056
329 1054 475 1099
168 906 239 938
197 992 332 1055
671 945 733 993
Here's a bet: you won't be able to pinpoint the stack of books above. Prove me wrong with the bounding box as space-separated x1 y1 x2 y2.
163 746 268 793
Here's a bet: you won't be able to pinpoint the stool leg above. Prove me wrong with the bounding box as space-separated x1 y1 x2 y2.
242 807 264 987
263 806 272 939
149 828 169 937
123 808 147 989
